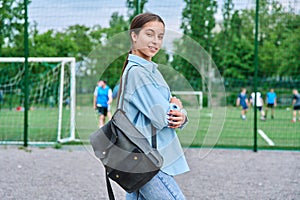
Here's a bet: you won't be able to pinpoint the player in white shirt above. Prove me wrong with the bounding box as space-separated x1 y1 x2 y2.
250 91 266 120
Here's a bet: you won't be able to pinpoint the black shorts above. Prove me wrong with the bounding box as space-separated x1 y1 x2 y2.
267 104 274 108
97 106 108 116
294 105 300 111
257 106 262 111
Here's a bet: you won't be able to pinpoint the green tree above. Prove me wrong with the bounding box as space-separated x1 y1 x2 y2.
30 30 58 57
222 0 234 35
89 25 104 46
275 15 300 77
87 12 130 88
181 0 217 50
214 0 234 75
65 25 93 61
103 12 129 39
248 0 300 78
0 0 27 56
214 8 254 79
31 30 77 57
256 0 282 77
172 0 218 90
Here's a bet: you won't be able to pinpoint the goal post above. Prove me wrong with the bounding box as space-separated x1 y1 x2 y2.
0 57 77 144
57 58 76 143
172 91 203 110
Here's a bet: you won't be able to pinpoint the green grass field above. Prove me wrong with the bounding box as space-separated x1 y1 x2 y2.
175 106 300 149
1 106 299 149
0 107 70 142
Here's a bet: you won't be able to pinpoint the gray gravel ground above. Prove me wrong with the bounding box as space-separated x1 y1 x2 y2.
0 145 299 200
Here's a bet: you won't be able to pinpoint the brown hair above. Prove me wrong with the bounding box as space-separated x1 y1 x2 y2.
121 13 165 74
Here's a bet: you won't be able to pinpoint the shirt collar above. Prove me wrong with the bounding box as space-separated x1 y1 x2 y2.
128 54 158 73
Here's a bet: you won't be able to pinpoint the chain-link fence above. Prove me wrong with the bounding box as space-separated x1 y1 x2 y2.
0 0 299 149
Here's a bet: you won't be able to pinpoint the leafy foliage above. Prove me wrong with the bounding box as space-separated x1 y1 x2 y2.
0 0 26 56
172 0 218 90
0 0 299 92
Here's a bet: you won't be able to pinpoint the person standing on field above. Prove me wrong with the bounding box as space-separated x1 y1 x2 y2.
93 80 112 128
250 91 266 121
265 88 277 119
236 88 249 120
292 89 300 123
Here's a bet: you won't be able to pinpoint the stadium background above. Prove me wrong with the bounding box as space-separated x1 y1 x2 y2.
0 0 299 150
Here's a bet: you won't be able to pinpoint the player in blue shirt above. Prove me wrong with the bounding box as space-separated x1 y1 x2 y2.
236 88 249 120
265 88 277 119
93 80 112 127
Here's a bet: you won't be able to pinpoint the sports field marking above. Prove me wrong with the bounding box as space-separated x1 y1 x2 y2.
258 129 275 146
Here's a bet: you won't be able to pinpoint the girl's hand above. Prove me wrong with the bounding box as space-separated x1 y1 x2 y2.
168 109 186 129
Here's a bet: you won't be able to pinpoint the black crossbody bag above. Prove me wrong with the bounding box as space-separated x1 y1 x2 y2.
90 66 163 200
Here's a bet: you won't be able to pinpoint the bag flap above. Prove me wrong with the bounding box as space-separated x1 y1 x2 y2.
112 109 163 166
90 121 117 159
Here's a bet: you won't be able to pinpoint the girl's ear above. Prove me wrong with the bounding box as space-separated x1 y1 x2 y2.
131 31 137 43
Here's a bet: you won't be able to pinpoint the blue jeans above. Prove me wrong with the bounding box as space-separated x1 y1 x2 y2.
126 171 185 200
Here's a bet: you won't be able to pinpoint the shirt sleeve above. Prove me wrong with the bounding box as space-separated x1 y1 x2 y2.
93 87 98 96
131 83 170 131
127 68 171 130
108 89 112 97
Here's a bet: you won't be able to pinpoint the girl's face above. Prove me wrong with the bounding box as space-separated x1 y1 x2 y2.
131 21 165 61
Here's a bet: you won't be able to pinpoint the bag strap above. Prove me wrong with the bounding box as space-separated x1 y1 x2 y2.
106 65 158 200
117 65 157 149
151 124 157 148
105 169 115 200
106 174 139 200
117 65 136 110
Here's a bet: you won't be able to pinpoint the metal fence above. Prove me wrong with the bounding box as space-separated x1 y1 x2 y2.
0 0 299 150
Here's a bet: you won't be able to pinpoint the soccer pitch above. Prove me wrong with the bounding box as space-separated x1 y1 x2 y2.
191 107 300 149
0 106 299 149
0 108 70 143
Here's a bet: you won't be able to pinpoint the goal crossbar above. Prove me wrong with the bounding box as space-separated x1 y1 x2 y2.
0 57 75 63
172 91 203 109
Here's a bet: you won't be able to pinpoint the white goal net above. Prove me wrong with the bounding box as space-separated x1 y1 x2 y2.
0 57 76 144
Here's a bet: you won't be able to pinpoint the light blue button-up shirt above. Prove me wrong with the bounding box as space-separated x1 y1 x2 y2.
119 54 190 176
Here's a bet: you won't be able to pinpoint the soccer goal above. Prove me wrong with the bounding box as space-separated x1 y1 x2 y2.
172 91 203 110
0 57 77 145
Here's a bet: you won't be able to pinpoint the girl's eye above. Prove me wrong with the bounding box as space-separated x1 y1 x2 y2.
146 33 153 37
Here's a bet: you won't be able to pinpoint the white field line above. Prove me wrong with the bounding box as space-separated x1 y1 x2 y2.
258 129 275 146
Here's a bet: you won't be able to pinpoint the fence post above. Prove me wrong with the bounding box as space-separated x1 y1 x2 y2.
23 0 29 147
136 0 141 14
253 0 260 152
